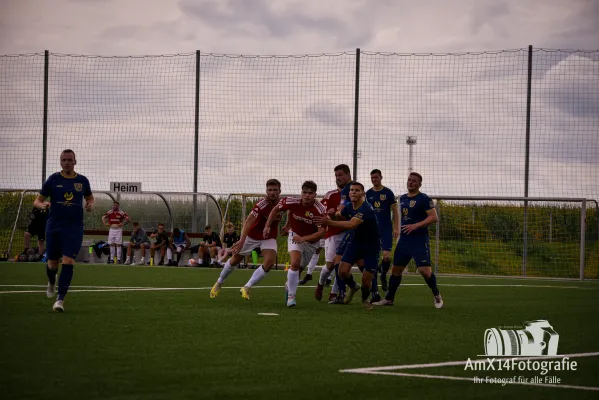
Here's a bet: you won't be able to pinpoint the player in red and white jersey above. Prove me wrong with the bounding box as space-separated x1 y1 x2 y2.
101 201 131 264
264 180 326 308
210 179 283 300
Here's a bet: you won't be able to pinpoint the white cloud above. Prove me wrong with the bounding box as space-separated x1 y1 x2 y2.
0 0 597 201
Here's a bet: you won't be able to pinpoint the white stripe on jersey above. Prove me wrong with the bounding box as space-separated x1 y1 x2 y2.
314 200 326 214
323 189 340 200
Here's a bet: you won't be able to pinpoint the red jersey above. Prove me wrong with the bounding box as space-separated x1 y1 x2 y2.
321 189 345 239
247 197 281 240
104 209 129 225
277 197 326 243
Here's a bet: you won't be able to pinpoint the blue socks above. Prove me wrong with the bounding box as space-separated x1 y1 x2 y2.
334 264 346 298
371 273 379 297
425 273 440 296
385 274 402 301
57 264 74 301
380 259 390 278
46 265 57 285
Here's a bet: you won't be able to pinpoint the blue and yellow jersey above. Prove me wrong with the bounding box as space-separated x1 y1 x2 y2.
341 200 380 248
366 186 397 232
398 192 434 241
40 172 92 229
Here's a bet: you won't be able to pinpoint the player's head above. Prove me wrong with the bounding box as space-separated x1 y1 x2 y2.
370 169 382 187
173 227 180 236
60 149 76 174
407 172 422 193
226 222 235 233
265 179 281 201
334 164 351 188
205 225 212 234
349 182 365 202
112 201 120 210
157 223 165 232
301 180 317 205
132 221 140 231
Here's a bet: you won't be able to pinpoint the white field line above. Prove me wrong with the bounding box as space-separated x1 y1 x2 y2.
340 351 599 392
345 370 599 392
0 282 594 295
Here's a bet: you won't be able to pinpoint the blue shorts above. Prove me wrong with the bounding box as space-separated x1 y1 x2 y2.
393 236 431 267
335 231 353 256
46 226 84 261
341 243 380 273
379 228 393 251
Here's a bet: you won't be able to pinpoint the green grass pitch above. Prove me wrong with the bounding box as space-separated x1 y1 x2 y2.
1 263 598 399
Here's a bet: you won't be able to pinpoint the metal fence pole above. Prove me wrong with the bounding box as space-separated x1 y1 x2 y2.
42 50 49 184
580 200 587 281
352 48 360 181
192 50 201 232
523 45 533 277
435 200 440 273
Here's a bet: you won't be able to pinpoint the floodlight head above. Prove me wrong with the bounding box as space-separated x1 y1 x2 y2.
406 136 417 145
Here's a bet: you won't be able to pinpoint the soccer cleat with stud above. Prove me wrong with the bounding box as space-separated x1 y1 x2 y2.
362 300 373 310
52 300 64 312
287 296 296 308
434 294 444 309
299 273 312 285
329 296 345 305
315 283 324 301
240 286 251 300
370 293 382 304
46 282 56 299
372 298 394 306
344 284 361 305
210 282 221 299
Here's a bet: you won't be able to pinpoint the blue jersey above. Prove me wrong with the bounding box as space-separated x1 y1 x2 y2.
340 200 380 248
40 172 92 229
366 186 397 233
398 192 434 242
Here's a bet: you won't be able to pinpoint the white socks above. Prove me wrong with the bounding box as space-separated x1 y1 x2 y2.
287 269 300 297
246 266 267 288
319 266 333 285
110 246 116 258
166 248 173 260
217 260 235 284
307 253 319 275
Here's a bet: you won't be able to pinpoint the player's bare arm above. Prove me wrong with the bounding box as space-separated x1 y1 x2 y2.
33 195 49 210
84 195 95 212
280 210 291 236
293 226 325 244
263 206 280 239
401 208 438 234
315 214 362 230
392 202 400 238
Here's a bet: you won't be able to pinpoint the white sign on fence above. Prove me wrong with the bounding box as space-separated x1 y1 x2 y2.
110 182 142 193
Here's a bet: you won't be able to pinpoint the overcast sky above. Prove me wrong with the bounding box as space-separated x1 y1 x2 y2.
0 0 597 203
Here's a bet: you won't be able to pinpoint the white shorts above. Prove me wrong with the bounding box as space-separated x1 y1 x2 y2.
319 239 325 248
288 232 320 268
238 236 277 256
107 228 123 245
325 233 345 263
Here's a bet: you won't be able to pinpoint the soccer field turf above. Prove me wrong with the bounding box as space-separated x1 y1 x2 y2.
1 263 598 400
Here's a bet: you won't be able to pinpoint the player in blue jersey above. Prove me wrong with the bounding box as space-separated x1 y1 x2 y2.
34 149 94 312
325 164 354 304
315 182 381 310
372 172 443 308
366 169 399 300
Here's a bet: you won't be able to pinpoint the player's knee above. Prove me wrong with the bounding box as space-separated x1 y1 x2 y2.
62 256 76 265
383 255 391 263
48 260 59 269
391 265 404 275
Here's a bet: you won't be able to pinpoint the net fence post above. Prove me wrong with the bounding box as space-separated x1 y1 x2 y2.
192 50 201 232
42 50 49 185
580 200 586 281
435 199 440 273
353 48 360 181
522 45 533 277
